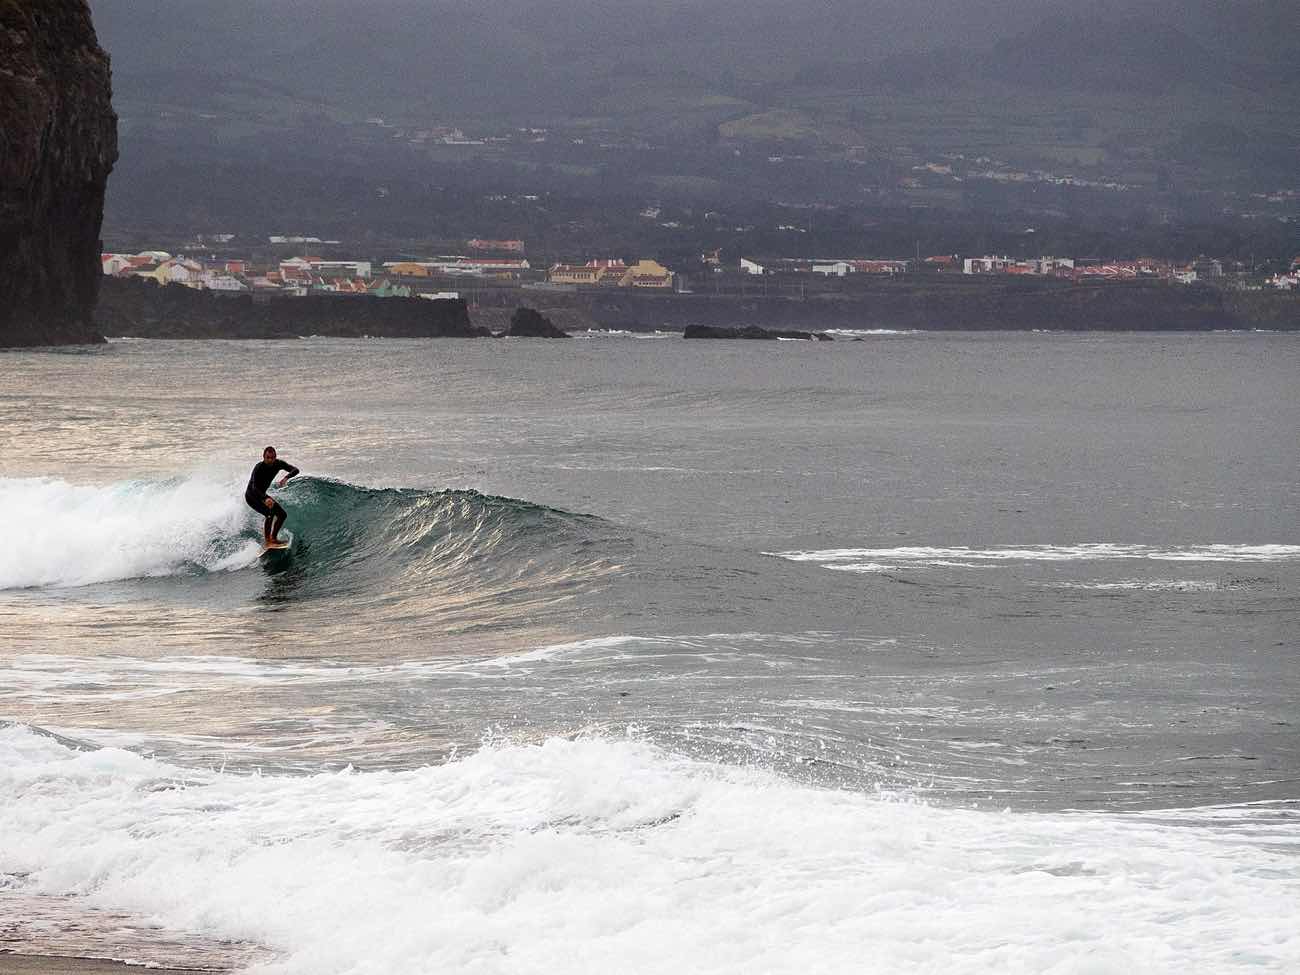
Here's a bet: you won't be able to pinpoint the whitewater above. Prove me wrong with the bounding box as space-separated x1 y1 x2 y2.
4 726 1297 974
2 333 1297 972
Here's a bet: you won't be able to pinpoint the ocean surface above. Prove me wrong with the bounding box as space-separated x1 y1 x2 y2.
1 331 1297 973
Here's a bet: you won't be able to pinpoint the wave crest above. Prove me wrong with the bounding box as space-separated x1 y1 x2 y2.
0 475 622 603
0 476 260 589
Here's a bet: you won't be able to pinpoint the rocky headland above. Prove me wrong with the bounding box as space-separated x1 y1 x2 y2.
96 278 485 339
0 0 117 347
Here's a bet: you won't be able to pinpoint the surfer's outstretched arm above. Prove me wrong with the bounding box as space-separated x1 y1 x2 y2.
274 460 300 488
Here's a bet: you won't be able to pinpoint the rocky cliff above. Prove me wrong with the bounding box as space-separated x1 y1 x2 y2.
0 0 117 346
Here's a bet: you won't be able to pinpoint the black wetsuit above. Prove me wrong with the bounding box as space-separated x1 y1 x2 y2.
245 459 299 523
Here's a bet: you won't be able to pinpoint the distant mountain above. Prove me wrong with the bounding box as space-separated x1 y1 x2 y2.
799 14 1292 94
90 0 1297 244
95 0 1198 116
984 16 1269 92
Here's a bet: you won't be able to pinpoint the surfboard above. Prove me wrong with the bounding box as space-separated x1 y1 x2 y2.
260 530 293 555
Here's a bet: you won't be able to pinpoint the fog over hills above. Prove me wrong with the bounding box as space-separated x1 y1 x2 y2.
95 0 1297 113
89 0 1298 257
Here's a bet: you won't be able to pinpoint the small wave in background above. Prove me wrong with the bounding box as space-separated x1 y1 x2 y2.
772 543 1300 573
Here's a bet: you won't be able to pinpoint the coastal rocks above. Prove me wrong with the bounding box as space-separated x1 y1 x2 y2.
500 306 569 338
683 325 833 341
96 278 487 339
586 282 1297 332
0 0 118 347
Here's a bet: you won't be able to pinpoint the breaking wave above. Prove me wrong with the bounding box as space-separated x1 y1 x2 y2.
1 724 1296 974
0 476 625 610
0 475 259 589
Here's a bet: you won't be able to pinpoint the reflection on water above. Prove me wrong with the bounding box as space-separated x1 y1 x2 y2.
0 334 1297 809
1 335 1298 971
258 540 308 604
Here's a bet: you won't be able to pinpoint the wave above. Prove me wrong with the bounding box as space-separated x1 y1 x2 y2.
0 476 261 589
771 543 1300 573
1050 578 1269 592
822 328 919 337
577 329 676 339
0 476 625 611
1 724 1296 974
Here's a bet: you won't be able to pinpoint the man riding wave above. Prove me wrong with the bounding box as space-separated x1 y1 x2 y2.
245 446 299 547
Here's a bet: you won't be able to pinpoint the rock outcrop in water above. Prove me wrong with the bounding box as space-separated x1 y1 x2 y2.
589 281 1298 332
97 277 487 339
501 307 569 338
0 0 118 347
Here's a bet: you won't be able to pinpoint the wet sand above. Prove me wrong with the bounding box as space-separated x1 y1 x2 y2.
0 955 221 975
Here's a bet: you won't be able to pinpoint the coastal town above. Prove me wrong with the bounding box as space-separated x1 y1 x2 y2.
100 238 1300 303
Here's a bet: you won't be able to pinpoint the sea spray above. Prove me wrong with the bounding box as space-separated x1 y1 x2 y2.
0 475 259 589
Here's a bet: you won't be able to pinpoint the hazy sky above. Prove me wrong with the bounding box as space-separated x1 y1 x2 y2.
92 0 1262 72
90 0 1293 120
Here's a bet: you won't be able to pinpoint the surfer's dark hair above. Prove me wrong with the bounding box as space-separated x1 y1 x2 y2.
263 445 276 454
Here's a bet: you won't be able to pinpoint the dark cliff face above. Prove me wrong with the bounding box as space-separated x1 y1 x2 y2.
96 278 488 340
0 0 118 346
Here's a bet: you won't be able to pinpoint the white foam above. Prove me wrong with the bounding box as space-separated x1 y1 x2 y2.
1 725 1296 974
0 476 260 589
1053 579 1227 592
772 543 1300 571
822 328 918 337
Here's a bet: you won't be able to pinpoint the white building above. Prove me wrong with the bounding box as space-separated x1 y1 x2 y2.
158 258 203 286
1036 256 1074 274
963 256 1012 274
740 258 766 275
812 261 851 277
202 272 249 292
101 254 133 276
309 260 373 279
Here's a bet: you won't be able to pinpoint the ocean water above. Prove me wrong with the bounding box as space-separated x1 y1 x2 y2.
1 332 1297 972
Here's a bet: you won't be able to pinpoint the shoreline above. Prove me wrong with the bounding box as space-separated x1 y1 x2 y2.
0 955 223 975
81 276 1299 345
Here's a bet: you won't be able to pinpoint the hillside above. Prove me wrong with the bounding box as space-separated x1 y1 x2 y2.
88 0 1298 253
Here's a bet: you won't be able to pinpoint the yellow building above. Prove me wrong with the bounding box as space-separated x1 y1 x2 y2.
619 259 674 289
548 263 602 285
385 262 432 277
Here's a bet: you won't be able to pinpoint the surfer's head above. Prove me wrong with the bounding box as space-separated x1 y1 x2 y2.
263 446 277 462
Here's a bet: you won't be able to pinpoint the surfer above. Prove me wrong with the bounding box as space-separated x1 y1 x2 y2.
245 446 299 547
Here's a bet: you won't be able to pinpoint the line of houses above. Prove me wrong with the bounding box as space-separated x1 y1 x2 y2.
955 254 1225 283
100 252 533 298
736 257 911 277
728 253 1254 285
100 250 681 296
102 252 413 297
104 247 1293 300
